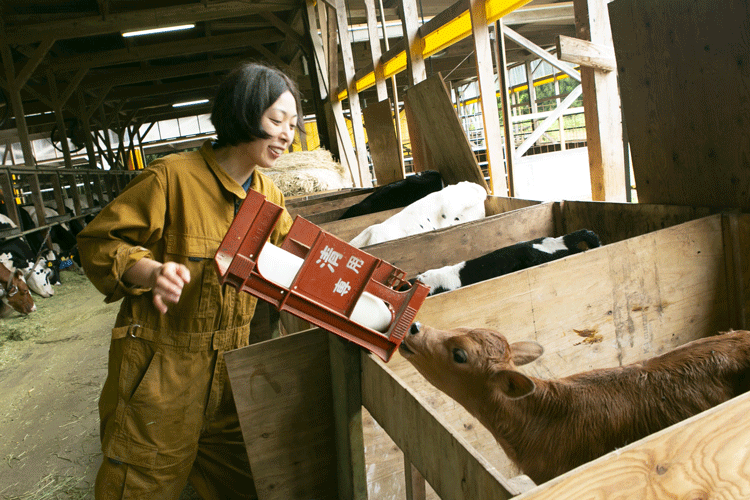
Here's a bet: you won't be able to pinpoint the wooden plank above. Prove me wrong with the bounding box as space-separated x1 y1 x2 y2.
320 207 403 242
403 75 488 190
224 329 339 500
610 0 750 210
319 196 543 249
363 99 404 186
723 213 746 330
288 191 374 218
415 215 729 374
556 34 615 72
574 0 628 202
363 202 557 277
362 353 519 500
737 215 750 328
514 391 750 499
560 201 711 245
286 188 372 209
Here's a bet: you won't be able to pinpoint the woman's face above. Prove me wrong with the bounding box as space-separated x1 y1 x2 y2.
245 90 298 169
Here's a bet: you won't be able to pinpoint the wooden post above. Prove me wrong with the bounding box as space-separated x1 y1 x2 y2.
574 0 627 201
364 0 387 102
470 0 508 196
47 70 74 169
77 89 98 169
494 21 515 196
399 0 426 84
328 336 367 500
378 0 405 176
1 44 35 166
335 0 373 187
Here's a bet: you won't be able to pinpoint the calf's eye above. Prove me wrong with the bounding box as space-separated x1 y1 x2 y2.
452 348 467 364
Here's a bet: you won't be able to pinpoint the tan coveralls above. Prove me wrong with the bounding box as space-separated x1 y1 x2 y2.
77 140 293 499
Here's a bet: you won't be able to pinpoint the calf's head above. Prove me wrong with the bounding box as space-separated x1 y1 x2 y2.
2 269 36 314
400 323 543 408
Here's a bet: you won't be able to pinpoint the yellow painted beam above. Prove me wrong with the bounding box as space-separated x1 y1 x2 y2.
336 0 533 101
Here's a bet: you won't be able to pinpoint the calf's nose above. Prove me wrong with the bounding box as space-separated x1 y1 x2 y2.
410 322 421 335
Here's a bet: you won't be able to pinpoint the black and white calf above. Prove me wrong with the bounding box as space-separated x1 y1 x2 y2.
0 214 56 297
415 229 601 296
338 170 443 220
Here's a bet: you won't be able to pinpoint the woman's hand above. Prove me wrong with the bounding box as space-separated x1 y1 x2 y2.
149 262 191 314
123 258 191 314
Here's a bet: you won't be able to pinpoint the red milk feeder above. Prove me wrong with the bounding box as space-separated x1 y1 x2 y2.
214 189 430 362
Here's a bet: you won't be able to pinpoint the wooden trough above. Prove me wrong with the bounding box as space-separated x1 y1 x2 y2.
223 199 745 499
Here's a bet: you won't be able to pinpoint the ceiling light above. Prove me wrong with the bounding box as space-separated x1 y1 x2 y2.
172 99 209 108
122 24 195 38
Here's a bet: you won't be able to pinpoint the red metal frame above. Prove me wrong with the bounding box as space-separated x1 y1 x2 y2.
214 190 429 362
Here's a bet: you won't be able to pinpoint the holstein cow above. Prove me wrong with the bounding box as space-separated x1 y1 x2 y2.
400 323 750 485
338 170 444 220
16 207 63 285
21 205 79 270
0 261 36 315
349 181 487 248
0 214 55 297
415 229 601 296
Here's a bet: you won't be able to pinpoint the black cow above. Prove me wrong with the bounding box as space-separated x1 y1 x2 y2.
338 170 444 220
414 229 601 296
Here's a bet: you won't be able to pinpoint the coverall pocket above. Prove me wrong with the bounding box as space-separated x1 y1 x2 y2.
112 338 209 469
163 235 220 320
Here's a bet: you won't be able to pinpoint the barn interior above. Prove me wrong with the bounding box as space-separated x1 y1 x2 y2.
2 0 750 499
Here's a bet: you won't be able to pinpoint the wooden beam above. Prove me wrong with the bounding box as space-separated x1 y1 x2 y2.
496 21 516 196
47 30 283 71
556 34 615 72
363 0 388 102
0 1 298 45
47 70 73 169
1 44 35 166
515 85 582 157
15 37 56 89
470 0 508 196
503 26 580 82
305 0 330 99
59 68 89 106
259 11 304 46
335 0 373 187
80 56 245 89
574 0 627 201
399 0 427 85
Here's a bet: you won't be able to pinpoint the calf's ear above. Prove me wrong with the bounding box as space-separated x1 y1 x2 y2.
495 370 535 399
510 341 543 366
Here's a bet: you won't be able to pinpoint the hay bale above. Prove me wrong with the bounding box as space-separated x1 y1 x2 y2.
264 149 352 197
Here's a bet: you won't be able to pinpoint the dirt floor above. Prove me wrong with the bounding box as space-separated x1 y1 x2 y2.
0 270 201 500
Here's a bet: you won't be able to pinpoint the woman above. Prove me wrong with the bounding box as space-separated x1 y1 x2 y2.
77 62 304 499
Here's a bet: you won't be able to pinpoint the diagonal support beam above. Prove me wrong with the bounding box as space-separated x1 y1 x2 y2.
60 68 89 106
514 84 582 158
503 26 581 82
15 37 56 88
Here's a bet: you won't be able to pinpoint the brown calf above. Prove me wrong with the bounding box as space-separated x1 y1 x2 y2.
400 323 750 484
0 262 35 315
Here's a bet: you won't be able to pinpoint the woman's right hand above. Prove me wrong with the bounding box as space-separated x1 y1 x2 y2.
149 261 191 314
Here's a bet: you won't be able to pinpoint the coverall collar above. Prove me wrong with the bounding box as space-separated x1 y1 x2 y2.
199 140 255 200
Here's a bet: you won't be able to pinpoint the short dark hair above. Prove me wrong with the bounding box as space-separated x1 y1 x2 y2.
211 62 305 147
